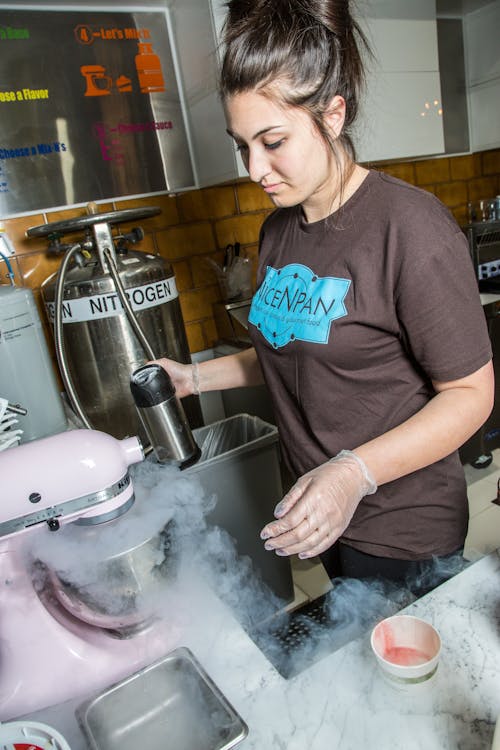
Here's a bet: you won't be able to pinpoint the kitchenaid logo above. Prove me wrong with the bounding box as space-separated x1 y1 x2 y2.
248 263 350 348
45 278 178 323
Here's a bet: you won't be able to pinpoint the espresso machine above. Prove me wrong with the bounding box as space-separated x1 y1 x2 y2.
0 429 182 720
460 218 500 465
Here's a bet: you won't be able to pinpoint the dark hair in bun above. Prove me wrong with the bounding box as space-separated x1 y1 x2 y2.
219 0 370 162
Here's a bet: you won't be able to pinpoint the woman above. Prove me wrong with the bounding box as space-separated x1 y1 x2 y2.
157 0 494 593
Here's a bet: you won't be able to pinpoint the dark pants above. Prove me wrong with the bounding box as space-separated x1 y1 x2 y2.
320 542 466 598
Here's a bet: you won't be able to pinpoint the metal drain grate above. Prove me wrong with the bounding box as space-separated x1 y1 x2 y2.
248 592 354 679
270 596 331 650
248 582 416 679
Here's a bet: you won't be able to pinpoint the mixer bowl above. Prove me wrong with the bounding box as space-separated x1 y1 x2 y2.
41 521 176 632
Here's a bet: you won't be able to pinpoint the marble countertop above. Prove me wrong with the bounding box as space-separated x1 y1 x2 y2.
20 549 500 750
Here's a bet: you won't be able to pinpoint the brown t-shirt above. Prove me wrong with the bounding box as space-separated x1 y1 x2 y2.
248 170 492 560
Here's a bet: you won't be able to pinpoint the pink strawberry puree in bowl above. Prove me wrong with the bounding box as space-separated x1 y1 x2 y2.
370 615 441 688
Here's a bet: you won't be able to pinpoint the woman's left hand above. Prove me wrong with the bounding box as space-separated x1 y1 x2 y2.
260 451 377 559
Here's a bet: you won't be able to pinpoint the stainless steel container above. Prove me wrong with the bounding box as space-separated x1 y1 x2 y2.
131 363 201 468
187 414 294 605
38 520 176 632
77 647 248 750
41 248 201 440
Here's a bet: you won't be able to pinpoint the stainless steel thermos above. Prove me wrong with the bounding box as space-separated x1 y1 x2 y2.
130 363 200 468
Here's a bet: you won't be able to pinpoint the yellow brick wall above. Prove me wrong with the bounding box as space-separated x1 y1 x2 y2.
1 148 499 377
375 149 500 226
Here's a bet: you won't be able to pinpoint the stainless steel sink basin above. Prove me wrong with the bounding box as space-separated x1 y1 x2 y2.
77 647 248 750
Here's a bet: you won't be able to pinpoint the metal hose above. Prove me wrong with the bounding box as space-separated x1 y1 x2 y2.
103 247 155 455
54 243 92 428
103 247 156 361
53 243 156 450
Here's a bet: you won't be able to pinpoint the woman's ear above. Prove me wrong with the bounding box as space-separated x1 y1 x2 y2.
324 95 346 139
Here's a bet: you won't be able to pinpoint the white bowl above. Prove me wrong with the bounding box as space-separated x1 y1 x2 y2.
371 614 441 688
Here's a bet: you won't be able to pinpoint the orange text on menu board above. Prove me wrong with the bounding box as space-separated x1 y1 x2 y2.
74 24 151 44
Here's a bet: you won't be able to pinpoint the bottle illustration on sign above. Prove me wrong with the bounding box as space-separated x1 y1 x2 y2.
81 65 113 96
135 42 165 93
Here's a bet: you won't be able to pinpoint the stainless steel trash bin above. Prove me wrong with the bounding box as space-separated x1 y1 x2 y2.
187 414 294 605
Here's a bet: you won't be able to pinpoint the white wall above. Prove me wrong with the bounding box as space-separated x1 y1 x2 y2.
464 1 500 152
355 2 445 162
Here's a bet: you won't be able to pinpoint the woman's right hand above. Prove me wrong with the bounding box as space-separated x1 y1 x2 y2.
152 358 198 398
153 347 262 398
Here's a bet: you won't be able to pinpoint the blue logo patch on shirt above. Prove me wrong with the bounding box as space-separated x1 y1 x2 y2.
248 263 350 348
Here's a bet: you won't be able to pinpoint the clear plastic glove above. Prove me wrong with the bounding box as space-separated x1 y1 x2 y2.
260 450 377 559
152 357 199 398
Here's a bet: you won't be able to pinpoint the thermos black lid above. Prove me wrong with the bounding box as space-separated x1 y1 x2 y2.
130 364 176 407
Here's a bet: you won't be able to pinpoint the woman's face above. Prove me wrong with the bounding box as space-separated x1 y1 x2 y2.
225 89 341 222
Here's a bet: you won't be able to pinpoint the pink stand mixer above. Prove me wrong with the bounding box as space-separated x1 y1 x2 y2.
0 429 182 720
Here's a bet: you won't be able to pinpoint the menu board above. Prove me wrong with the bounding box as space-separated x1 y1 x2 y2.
0 9 196 216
